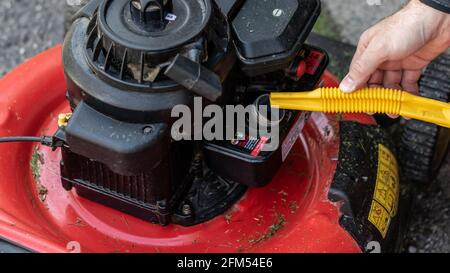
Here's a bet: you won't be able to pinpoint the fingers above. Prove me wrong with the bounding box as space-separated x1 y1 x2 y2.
401 70 421 94
368 70 384 86
379 55 429 71
357 69 419 119
358 68 421 92
383 70 402 90
340 37 387 93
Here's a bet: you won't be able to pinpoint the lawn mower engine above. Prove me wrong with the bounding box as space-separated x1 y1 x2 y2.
60 0 326 226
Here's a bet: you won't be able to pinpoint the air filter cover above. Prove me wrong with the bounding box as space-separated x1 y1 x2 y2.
232 0 321 76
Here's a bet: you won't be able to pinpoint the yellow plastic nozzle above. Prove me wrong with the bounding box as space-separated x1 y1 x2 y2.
270 87 450 128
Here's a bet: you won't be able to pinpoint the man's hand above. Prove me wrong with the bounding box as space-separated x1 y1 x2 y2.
340 0 450 94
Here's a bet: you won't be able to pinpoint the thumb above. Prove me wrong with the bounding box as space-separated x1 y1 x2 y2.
340 41 387 93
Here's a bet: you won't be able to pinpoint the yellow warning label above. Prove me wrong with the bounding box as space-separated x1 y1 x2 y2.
368 144 400 238
368 200 391 238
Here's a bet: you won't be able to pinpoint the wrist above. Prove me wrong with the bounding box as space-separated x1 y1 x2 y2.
410 0 448 15
419 0 450 14
430 5 450 47
410 0 450 44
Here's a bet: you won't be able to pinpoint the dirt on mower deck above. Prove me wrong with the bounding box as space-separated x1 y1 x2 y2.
1 0 450 253
31 146 48 202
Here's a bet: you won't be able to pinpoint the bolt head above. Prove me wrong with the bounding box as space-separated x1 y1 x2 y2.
182 204 192 216
143 126 153 134
273 9 284 17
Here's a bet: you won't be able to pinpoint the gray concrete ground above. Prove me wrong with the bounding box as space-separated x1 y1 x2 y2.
321 0 408 45
0 0 449 252
0 0 64 77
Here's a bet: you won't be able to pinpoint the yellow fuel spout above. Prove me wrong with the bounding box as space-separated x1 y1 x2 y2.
270 87 450 128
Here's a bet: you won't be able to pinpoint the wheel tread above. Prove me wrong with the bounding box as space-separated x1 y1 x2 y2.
399 54 450 184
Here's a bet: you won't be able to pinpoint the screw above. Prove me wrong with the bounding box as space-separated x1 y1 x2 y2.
273 9 284 17
182 204 192 216
131 0 142 10
143 126 153 134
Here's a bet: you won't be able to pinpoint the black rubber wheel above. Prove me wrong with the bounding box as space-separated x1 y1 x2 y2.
64 0 88 35
399 54 450 185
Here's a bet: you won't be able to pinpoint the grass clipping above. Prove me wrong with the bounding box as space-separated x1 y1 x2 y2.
31 146 48 202
249 214 286 245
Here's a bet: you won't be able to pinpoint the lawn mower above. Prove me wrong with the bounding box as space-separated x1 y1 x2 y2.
0 0 448 253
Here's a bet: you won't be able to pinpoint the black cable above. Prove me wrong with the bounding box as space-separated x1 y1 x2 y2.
0 136 53 146
0 136 43 143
